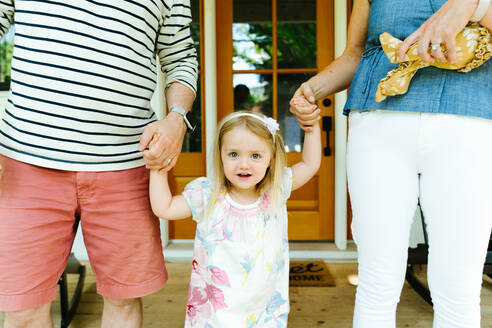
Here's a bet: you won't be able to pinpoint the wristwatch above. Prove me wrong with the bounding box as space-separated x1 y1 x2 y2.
169 107 196 133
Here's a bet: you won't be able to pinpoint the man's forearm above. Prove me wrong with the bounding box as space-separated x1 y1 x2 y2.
166 82 196 112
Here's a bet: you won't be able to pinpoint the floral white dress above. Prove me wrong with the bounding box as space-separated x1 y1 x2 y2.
182 168 293 328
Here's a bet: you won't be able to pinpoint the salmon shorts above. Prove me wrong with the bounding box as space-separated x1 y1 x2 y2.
0 155 167 311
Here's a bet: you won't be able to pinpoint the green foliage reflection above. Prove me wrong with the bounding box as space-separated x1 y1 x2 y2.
233 23 316 70
277 23 316 68
0 27 14 91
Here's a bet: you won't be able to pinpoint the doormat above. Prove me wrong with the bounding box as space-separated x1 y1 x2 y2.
289 261 335 287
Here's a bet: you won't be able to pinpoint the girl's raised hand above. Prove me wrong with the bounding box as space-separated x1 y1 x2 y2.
289 83 321 132
397 0 478 63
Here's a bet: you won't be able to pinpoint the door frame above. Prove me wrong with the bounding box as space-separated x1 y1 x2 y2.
162 0 349 248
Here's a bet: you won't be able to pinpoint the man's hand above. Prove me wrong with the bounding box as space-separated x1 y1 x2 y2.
289 82 321 132
139 112 187 172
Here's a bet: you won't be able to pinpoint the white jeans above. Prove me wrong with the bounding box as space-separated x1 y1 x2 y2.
347 110 492 328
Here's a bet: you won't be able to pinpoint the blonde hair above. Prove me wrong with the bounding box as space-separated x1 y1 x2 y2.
207 111 287 215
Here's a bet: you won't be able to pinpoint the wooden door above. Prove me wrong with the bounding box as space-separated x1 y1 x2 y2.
216 0 335 240
170 0 335 240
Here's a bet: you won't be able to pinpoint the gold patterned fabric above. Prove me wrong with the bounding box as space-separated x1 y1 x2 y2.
376 23 492 102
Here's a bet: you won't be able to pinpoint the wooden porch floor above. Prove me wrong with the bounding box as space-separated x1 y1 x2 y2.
1 262 491 327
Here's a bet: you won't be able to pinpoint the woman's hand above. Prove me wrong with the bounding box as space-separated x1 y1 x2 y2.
289 83 321 132
397 0 479 63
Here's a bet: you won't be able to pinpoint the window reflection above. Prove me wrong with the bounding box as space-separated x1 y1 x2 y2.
182 76 202 152
233 0 273 70
190 0 200 64
182 0 202 152
0 26 14 91
277 0 317 68
233 74 272 117
277 73 315 152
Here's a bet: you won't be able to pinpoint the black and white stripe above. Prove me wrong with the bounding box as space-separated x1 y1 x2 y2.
0 0 198 171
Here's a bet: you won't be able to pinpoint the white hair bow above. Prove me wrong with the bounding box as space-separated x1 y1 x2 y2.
228 113 280 143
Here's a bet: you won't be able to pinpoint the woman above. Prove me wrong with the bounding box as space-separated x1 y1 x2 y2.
289 0 492 327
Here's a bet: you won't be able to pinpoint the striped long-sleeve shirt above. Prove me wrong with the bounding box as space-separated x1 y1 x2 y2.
0 0 198 171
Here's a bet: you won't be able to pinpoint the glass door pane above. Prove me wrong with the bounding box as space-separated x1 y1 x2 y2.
233 74 273 117
183 76 202 152
191 1 201 64
182 0 202 152
233 0 273 70
277 0 317 152
277 0 317 68
277 73 315 152
0 26 14 91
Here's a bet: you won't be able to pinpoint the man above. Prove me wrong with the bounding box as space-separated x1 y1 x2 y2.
0 1 198 327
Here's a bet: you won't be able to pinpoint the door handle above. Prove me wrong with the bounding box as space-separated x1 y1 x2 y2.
322 116 332 156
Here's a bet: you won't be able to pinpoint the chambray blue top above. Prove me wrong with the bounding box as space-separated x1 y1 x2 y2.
344 0 492 119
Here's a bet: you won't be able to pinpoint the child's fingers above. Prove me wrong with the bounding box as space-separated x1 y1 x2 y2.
149 133 160 149
147 134 166 157
144 134 166 167
139 122 156 151
292 94 315 108
297 98 319 112
297 106 320 119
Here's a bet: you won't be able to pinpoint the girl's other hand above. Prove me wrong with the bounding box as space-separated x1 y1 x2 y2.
149 133 160 149
397 0 478 63
289 83 321 132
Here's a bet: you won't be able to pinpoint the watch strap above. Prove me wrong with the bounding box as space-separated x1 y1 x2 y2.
169 107 194 132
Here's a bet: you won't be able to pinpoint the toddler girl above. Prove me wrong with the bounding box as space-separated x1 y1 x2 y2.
148 110 321 327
